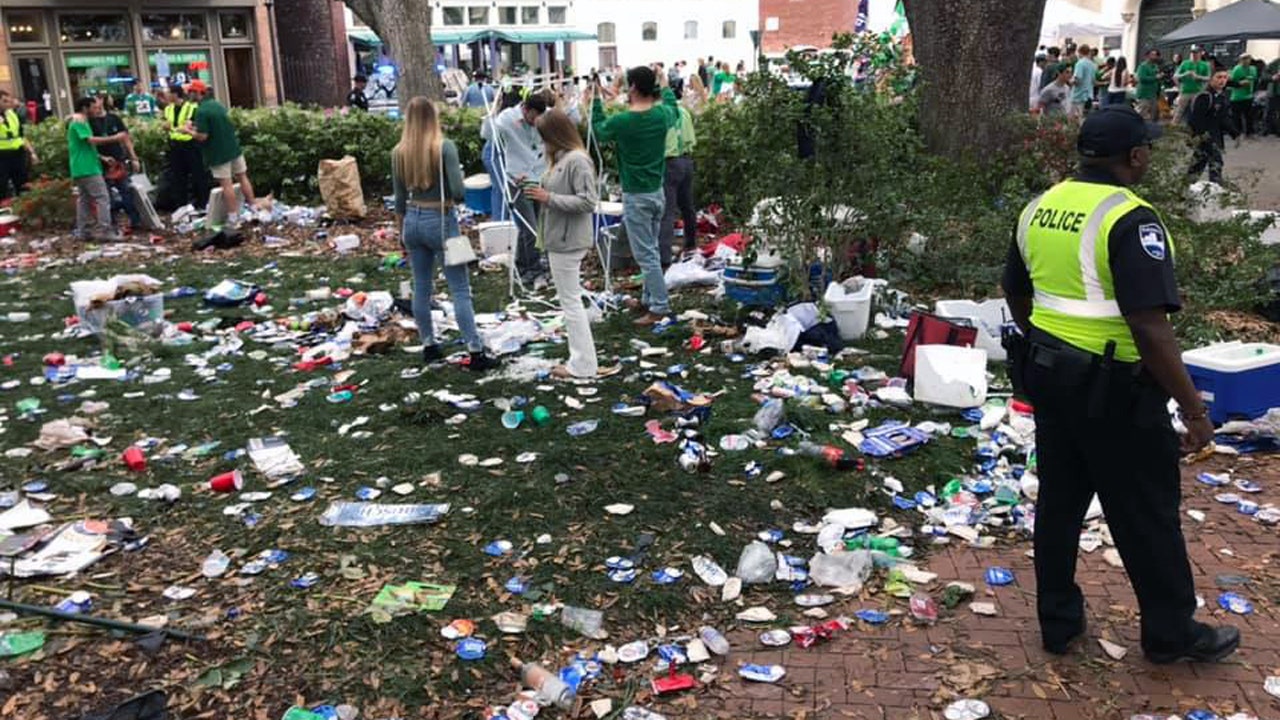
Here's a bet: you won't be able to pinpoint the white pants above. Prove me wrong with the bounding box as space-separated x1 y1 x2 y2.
548 248 598 377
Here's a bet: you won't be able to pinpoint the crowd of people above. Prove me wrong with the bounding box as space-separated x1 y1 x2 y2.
0 79 257 243
1031 42 1279 184
392 64 697 377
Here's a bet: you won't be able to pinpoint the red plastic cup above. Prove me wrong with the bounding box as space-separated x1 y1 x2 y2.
43 352 66 366
176 321 194 333
122 446 147 472
209 470 243 493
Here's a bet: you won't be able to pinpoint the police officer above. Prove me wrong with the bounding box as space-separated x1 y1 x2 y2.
163 84 208 210
1002 106 1239 664
0 90 38 201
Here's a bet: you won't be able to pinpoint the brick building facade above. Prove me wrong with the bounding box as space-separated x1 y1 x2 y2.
276 0 351 107
758 0 857 53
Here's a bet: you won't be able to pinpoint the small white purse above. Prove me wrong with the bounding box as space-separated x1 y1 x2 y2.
439 150 476 267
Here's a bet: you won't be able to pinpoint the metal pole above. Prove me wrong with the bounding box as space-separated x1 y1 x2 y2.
0 598 207 642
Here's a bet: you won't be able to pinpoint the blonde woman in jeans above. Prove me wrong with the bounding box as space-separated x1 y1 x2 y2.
392 97 497 371
526 110 611 379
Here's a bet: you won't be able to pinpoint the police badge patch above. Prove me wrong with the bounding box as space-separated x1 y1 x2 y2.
1139 223 1166 261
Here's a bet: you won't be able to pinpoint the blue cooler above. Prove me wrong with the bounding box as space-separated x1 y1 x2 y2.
724 264 785 307
1183 342 1280 424
463 174 492 216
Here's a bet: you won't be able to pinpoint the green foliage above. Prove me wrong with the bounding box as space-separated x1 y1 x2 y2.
9 177 75 231
22 105 487 204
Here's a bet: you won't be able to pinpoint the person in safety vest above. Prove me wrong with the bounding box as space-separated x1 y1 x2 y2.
1002 106 1239 664
162 84 209 211
0 90 39 201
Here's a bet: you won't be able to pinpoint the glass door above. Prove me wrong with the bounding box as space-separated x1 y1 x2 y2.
11 52 57 121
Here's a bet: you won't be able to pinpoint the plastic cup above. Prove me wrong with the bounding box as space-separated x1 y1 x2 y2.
531 405 551 426
122 447 147 472
501 410 525 429
209 470 244 493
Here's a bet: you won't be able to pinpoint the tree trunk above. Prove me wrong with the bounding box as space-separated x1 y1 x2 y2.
903 0 1046 159
345 0 444 110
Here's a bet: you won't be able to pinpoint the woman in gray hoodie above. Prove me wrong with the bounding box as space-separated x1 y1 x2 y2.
526 109 605 378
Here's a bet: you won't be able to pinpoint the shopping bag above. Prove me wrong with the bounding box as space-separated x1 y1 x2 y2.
318 155 367 219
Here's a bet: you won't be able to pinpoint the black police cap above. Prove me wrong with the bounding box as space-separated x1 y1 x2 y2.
1077 106 1164 159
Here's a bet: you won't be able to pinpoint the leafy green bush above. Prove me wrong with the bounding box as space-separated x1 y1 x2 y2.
22 105 486 204
9 177 75 231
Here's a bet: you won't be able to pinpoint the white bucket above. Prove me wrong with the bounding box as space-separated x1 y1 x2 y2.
934 299 1010 362
823 279 874 341
477 221 517 257
913 345 989 408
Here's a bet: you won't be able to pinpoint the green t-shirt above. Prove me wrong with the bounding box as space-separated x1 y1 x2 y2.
1270 61 1280 97
1135 61 1161 100
1229 64 1258 103
193 98 242 167
590 89 679 194
125 92 158 117
67 119 101 179
712 70 732 95
1178 59 1211 95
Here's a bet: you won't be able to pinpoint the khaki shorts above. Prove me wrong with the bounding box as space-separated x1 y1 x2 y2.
210 154 247 181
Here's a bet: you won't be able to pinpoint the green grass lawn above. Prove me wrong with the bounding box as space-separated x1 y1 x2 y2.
0 251 979 719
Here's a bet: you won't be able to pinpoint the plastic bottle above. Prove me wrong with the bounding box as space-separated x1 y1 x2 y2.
560 605 604 638
698 626 731 655
513 659 573 710
844 535 901 554
202 549 231 578
753 398 785 435
797 441 860 470
566 419 599 437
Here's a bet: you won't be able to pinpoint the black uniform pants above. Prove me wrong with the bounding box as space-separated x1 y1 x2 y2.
1024 331 1197 654
1231 99 1255 136
1188 137 1224 184
0 149 28 201
168 140 209 210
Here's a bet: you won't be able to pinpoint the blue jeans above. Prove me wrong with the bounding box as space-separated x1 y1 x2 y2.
402 206 483 352
623 190 669 314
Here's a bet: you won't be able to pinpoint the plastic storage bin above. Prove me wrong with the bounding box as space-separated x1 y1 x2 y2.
823 279 874 341
463 174 492 216
1183 342 1280 424
79 294 165 336
476 221 517 257
933 299 1011 362
724 264 785 307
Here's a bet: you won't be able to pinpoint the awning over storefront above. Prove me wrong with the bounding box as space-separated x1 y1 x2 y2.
347 27 596 47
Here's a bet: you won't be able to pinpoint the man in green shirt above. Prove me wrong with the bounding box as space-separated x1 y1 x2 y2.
1174 46 1212 122
1134 49 1163 122
660 105 697 267
591 66 679 326
1228 54 1259 137
124 81 158 118
184 79 256 229
68 96 125 241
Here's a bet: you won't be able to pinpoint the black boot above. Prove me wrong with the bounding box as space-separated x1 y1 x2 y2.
1145 623 1240 664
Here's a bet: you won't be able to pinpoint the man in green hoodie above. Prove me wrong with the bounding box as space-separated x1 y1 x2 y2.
1229 54 1258 137
591 66 679 327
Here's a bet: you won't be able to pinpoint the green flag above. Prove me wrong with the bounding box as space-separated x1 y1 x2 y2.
890 0 910 36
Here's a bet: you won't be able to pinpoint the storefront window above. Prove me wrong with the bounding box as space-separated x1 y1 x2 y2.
499 7 517 24
521 7 539 24
66 52 134 110
59 14 130 44
148 50 212 88
220 12 251 40
468 7 490 25
140 13 208 43
6 11 46 45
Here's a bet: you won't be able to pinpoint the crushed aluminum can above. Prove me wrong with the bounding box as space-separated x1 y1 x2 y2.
291 572 321 589
757 528 784 543
651 567 683 584
605 556 635 570
1238 500 1260 516
504 577 529 595
943 699 991 720
1214 492 1242 504
484 540 514 556
354 486 381 500
54 591 93 614
441 619 476 639
854 609 889 625
291 487 317 501
758 629 792 647
163 585 196 601
984 567 1015 586
1234 478 1263 493
455 637 487 661
618 640 649 663
657 644 687 666
608 567 638 583
1218 592 1254 614
738 664 786 683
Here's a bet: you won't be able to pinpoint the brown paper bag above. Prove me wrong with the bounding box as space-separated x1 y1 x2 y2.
318 155 367 219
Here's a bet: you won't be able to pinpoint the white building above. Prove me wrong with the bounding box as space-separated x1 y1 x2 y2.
574 0 759 73
343 0 759 78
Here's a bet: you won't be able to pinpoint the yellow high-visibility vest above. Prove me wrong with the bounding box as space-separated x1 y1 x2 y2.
1017 178 1175 363
165 102 197 142
0 110 22 151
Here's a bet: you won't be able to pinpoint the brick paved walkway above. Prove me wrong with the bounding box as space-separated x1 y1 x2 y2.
690 456 1280 719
